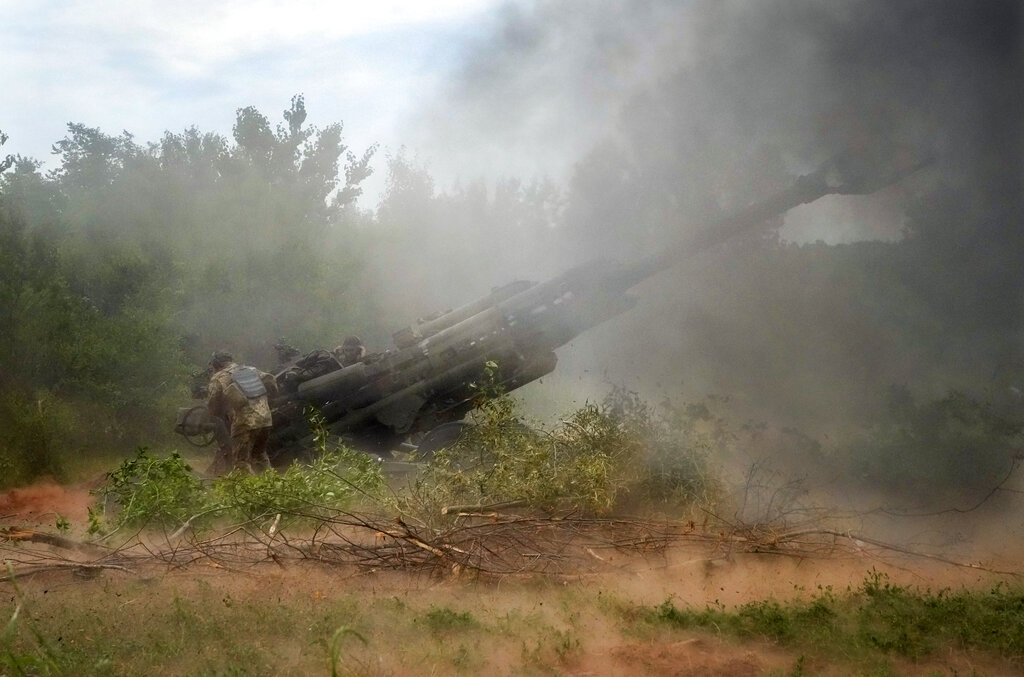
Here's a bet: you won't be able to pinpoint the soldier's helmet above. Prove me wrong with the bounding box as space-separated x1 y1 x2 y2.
334 335 365 364
210 350 234 370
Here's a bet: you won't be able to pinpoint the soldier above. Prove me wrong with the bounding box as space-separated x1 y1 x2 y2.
173 365 235 477
206 351 279 473
332 335 366 367
271 339 302 371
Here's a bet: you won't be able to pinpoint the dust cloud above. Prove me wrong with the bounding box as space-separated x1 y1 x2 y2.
372 0 1024 497
0 482 94 524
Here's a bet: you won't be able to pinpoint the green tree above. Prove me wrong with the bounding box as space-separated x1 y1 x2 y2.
0 98 381 487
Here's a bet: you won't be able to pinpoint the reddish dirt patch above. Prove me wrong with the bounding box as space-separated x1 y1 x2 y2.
0 481 94 524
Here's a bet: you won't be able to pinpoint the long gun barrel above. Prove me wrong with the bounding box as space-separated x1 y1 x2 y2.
619 150 932 289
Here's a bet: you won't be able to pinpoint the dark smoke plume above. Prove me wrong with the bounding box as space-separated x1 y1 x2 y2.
397 0 1023 499
419 0 1020 246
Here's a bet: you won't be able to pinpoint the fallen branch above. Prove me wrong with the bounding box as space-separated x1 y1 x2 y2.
0 562 133 582
0 528 109 556
382 519 449 561
1 512 1020 581
441 500 527 515
772 528 1023 577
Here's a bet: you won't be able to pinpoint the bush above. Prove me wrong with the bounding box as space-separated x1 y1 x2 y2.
95 442 385 533
406 394 624 519
405 383 720 521
603 386 722 511
210 444 384 524
0 389 73 488
98 448 206 529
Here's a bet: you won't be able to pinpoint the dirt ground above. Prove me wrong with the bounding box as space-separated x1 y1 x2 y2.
2 480 1023 676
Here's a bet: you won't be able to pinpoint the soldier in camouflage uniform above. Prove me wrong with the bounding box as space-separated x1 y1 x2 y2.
206 351 279 473
181 365 234 476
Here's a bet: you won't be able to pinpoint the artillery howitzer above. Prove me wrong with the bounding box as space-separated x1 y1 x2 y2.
181 151 929 462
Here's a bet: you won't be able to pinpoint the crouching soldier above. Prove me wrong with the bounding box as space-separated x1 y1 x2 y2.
206 351 279 473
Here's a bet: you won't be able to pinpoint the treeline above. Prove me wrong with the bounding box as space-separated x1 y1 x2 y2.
1 95 1020 494
0 97 382 483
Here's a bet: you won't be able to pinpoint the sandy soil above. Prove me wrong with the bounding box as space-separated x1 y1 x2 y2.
0 481 96 525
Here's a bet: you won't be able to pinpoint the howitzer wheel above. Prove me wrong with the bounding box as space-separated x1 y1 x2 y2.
173 406 218 448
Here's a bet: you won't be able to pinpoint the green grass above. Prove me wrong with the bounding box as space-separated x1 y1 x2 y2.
0 573 604 677
2 569 1022 676
420 605 478 633
638 569 1024 671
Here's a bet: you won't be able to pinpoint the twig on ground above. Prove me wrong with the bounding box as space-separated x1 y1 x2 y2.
441 500 527 515
0 527 110 556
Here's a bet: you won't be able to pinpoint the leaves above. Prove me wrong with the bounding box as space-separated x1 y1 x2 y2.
96 443 385 533
0 97 381 487
406 388 719 521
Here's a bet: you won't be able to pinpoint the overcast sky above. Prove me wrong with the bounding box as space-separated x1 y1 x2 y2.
0 0 506 201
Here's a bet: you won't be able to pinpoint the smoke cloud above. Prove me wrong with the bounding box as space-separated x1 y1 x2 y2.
388 0 1022 493
414 0 1020 240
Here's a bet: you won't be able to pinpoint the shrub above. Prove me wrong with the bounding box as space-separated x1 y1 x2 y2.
604 386 722 512
0 389 73 488
407 394 625 518
97 448 206 529
210 445 385 524
95 441 385 533
405 382 720 521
